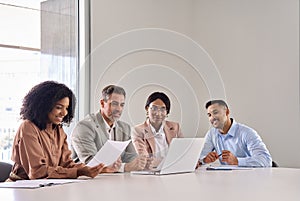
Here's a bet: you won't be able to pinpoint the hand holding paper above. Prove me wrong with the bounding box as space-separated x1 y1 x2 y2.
87 140 131 167
102 157 122 173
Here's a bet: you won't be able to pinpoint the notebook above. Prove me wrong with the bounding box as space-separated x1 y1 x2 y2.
131 138 204 175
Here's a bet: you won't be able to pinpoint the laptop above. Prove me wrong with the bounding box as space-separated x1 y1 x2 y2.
131 138 204 175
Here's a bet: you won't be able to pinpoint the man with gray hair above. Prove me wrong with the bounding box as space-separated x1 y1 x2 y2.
71 85 147 172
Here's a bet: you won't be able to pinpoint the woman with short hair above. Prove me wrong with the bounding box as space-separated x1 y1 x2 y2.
131 92 184 169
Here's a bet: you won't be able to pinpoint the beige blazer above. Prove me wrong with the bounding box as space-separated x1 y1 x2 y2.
131 119 184 156
71 112 137 164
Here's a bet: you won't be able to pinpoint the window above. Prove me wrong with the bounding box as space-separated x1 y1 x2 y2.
0 0 79 163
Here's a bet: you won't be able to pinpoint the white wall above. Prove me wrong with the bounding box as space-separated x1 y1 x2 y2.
89 0 299 168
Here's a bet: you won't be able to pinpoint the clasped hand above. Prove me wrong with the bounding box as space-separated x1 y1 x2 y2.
204 150 238 165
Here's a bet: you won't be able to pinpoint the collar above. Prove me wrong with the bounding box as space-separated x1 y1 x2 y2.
45 123 60 132
149 121 165 137
100 112 116 131
217 118 237 138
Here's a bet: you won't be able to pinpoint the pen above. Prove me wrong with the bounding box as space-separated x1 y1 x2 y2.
218 153 222 157
39 183 57 187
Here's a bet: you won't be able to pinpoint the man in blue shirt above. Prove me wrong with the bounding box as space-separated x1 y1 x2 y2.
200 100 272 167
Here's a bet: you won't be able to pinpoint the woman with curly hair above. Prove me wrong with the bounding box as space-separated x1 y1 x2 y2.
9 81 104 181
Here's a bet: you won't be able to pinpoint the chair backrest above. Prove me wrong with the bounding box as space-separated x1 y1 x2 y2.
0 162 12 182
272 161 279 167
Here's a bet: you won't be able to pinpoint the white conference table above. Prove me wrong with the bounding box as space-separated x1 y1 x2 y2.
1 167 300 201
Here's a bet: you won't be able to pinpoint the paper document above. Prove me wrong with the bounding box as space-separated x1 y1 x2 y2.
0 179 82 189
87 140 131 167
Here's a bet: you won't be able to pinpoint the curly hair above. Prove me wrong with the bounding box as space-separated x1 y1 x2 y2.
20 81 76 130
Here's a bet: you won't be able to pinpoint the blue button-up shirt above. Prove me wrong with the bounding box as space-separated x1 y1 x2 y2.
200 119 272 167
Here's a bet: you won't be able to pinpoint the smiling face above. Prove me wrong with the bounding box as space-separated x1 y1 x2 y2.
48 97 69 125
100 93 125 126
207 103 230 131
147 98 167 128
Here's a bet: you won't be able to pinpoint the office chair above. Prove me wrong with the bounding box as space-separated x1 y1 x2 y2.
0 161 12 182
272 161 279 167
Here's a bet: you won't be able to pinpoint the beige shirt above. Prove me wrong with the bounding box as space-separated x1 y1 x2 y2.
11 120 84 180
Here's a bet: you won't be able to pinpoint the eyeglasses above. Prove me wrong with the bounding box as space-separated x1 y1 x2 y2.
149 106 167 113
